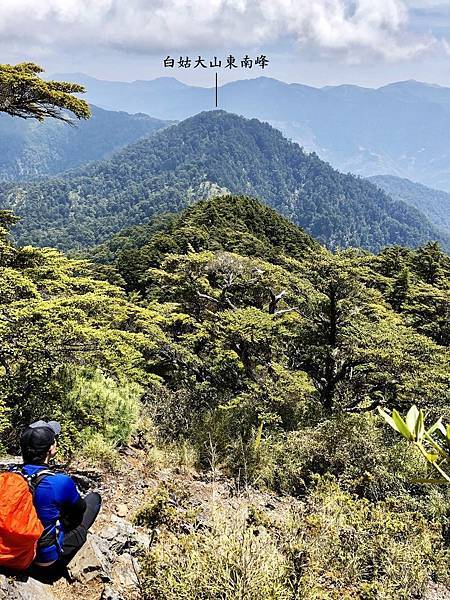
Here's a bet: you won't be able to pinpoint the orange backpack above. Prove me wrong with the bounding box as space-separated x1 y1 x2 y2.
0 468 53 570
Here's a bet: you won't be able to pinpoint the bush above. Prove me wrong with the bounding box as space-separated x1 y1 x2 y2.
138 476 450 600
254 412 427 500
288 477 450 599
81 432 119 470
134 482 198 533
59 367 142 452
139 506 292 600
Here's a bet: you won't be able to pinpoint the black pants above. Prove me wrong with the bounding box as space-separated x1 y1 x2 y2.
60 492 102 563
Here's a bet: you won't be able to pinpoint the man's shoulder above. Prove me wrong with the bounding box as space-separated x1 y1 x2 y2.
42 470 77 488
20 466 79 497
39 471 80 503
22 467 72 484
46 471 74 485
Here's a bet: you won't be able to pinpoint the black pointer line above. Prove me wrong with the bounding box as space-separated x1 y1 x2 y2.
215 72 218 107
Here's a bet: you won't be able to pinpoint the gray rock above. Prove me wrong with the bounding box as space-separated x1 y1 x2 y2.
98 516 151 554
101 585 124 600
113 553 141 591
115 504 128 518
68 533 112 584
424 581 450 600
0 574 56 600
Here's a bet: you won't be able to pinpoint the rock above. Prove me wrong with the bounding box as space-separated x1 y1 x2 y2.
113 553 141 591
424 581 450 600
101 585 124 600
115 504 128 518
98 516 151 554
68 533 112 584
0 456 22 468
70 473 101 493
0 574 56 600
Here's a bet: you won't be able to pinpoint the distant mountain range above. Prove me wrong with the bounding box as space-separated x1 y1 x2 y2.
0 105 169 181
1 110 446 253
369 175 450 238
51 73 450 193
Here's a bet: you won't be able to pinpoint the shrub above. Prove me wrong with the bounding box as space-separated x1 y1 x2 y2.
60 367 142 451
255 412 427 500
134 482 199 533
138 476 450 600
288 477 450 599
139 506 292 600
81 432 119 470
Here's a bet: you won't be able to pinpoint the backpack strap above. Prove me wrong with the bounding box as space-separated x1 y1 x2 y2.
10 466 55 495
27 469 55 494
13 467 60 551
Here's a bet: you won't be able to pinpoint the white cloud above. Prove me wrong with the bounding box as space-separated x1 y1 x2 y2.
0 0 437 62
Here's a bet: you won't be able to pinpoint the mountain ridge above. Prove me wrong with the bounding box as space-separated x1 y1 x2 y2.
368 174 450 237
0 104 171 182
48 73 450 192
0 110 446 253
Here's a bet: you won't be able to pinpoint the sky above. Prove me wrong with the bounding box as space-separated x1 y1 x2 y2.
1 0 450 88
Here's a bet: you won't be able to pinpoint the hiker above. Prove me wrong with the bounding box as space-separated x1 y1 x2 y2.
0 420 102 571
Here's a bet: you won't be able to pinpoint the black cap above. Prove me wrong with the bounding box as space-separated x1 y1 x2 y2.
20 420 61 457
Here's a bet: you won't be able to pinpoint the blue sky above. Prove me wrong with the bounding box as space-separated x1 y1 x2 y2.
1 0 450 88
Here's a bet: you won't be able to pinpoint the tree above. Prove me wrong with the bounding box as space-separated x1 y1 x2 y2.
0 62 90 122
412 242 449 286
389 267 411 311
289 255 449 415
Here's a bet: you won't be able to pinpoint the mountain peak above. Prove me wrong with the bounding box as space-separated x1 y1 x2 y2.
1 111 444 253
132 77 189 89
379 79 448 92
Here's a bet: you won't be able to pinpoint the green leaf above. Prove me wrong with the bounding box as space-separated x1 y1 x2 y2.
427 418 446 437
414 409 425 442
424 451 439 463
430 460 450 484
392 409 413 440
377 407 401 433
406 405 419 437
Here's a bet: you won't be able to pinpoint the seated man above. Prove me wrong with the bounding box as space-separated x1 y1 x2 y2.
19 420 101 568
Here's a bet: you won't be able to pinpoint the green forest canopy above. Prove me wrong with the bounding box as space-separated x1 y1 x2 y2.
2 195 448 449
1 195 450 596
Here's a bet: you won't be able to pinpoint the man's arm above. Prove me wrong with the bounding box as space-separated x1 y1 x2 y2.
61 495 87 530
55 474 87 530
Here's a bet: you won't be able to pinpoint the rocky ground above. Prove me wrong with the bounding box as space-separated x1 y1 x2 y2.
0 447 290 600
0 448 156 600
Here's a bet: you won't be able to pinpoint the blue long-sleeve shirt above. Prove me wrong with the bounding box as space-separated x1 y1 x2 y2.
21 464 82 563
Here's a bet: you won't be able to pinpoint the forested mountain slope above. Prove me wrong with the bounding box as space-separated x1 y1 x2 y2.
55 73 450 192
0 110 446 252
1 195 450 598
0 104 169 181
369 175 450 237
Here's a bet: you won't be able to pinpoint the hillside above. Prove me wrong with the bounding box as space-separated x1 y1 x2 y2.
0 104 169 181
89 194 322 291
1 195 449 598
369 175 450 237
55 73 450 192
0 110 445 252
